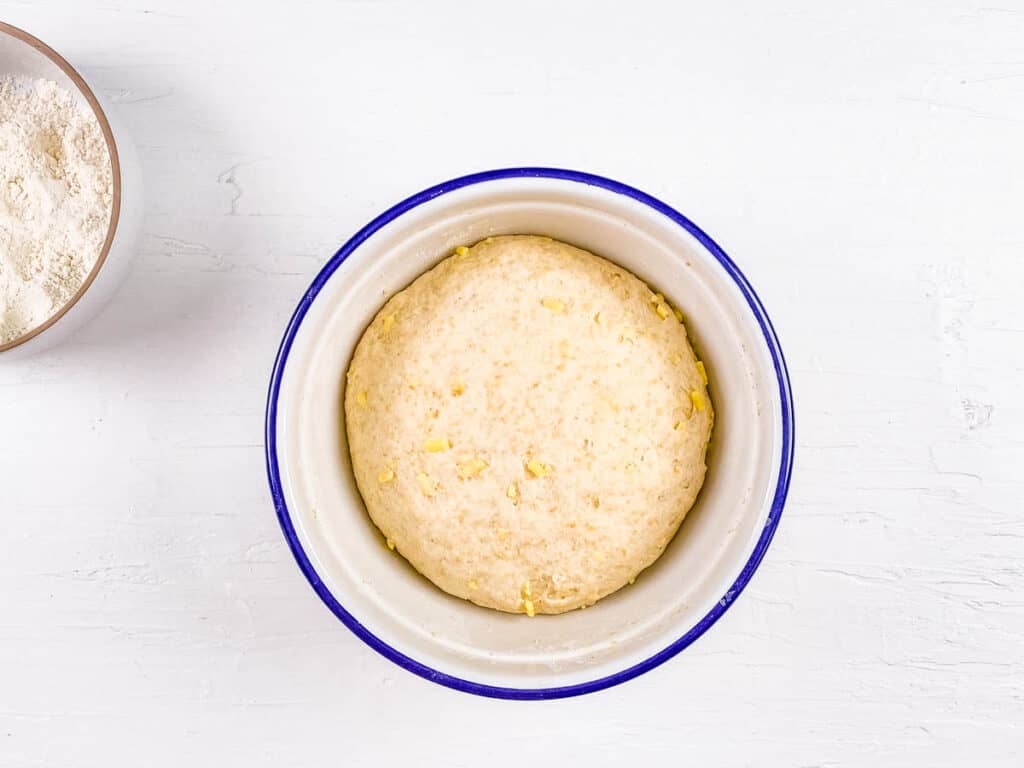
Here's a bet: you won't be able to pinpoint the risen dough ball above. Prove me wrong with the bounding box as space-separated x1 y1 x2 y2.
344 235 713 615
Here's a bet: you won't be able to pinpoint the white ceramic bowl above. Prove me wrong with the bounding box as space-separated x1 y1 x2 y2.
0 22 141 359
266 169 794 699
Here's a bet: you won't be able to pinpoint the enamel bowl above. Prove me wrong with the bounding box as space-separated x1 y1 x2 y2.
0 22 141 358
266 168 793 699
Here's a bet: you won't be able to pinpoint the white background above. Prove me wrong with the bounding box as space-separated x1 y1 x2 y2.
1 1 1022 765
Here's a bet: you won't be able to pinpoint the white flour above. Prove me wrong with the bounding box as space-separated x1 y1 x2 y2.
0 76 113 345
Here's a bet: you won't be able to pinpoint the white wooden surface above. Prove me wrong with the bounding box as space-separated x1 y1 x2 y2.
2 1 1022 765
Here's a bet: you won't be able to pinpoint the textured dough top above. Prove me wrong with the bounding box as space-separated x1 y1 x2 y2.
344 235 713 615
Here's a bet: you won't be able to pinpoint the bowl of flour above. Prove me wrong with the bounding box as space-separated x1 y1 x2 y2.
0 22 141 357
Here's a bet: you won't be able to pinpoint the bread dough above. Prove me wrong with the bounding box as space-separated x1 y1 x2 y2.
344 235 713 615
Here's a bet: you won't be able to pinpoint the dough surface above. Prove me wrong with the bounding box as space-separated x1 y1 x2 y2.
344 235 713 614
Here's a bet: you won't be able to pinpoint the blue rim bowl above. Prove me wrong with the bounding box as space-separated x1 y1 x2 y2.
265 167 794 700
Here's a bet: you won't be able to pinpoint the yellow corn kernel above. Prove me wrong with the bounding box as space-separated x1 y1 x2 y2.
696 360 708 385
650 292 665 304
423 437 451 452
690 389 706 413
526 459 551 478
521 581 532 599
673 306 684 323
655 302 671 320
523 599 536 617
454 245 469 256
458 457 489 479
451 382 465 396
355 390 368 407
378 468 395 484
382 313 396 332
417 472 436 497
541 297 566 313
468 580 479 590
385 537 396 550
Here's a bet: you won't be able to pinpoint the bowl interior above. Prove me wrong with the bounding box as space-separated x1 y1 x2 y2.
0 25 74 84
0 23 119 354
273 175 784 691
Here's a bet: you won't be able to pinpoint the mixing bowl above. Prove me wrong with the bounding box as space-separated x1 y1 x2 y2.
266 168 794 699
0 22 141 358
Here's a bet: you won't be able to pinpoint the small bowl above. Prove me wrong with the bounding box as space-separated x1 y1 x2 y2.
0 22 141 358
266 168 794 699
